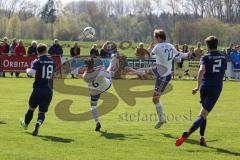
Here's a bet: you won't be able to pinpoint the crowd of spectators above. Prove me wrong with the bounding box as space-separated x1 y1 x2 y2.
0 37 64 77
87 41 120 58
1 36 240 79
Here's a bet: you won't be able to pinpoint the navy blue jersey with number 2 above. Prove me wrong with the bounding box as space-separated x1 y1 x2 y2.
200 51 227 89
31 55 55 89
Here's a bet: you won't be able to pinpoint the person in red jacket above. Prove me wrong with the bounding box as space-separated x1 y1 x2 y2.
14 40 26 56
14 40 26 77
0 41 4 55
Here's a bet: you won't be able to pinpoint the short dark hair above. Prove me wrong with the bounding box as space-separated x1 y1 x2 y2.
205 36 218 50
154 29 166 40
37 43 47 54
84 57 94 69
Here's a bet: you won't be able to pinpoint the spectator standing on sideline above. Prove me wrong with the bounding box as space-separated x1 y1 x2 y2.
135 42 150 60
10 38 17 55
100 41 110 58
27 41 38 57
0 37 10 77
48 39 63 57
2 37 10 55
10 38 18 77
194 42 204 61
70 42 81 79
148 42 156 58
15 40 26 56
189 46 196 60
174 44 183 78
175 44 187 79
70 42 80 58
178 44 188 68
90 44 99 58
226 43 235 58
14 40 26 78
109 44 119 57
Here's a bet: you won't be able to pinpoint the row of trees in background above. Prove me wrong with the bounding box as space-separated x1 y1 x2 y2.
0 0 240 45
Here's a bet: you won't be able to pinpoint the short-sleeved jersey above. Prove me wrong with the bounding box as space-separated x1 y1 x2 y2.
152 42 186 76
31 55 55 89
200 51 227 89
82 70 112 95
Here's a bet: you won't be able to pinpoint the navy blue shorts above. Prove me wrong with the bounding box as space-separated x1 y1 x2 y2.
200 86 222 112
152 66 172 95
29 88 53 112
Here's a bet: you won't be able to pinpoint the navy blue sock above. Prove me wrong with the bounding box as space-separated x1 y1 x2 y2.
24 110 34 125
37 113 45 125
189 116 205 134
200 119 207 137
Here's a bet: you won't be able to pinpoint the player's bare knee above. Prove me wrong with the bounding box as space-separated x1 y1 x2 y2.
199 108 209 119
29 107 35 111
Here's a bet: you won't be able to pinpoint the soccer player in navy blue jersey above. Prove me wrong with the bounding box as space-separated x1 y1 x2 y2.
176 36 227 147
20 43 55 136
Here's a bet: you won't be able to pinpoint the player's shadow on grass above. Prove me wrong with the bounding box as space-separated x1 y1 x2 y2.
0 121 7 125
100 131 143 140
26 132 74 143
38 135 74 143
161 133 240 157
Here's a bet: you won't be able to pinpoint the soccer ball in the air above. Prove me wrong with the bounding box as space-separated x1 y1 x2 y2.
83 27 96 39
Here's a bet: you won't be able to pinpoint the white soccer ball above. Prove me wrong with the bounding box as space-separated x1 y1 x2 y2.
83 27 96 39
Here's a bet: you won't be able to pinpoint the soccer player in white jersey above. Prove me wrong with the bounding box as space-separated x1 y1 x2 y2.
145 29 190 129
82 58 112 131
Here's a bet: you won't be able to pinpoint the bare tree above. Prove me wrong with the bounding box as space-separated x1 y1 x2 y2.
98 0 113 16
0 0 20 19
167 0 181 32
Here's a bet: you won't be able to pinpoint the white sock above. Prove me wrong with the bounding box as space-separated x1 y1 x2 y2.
91 106 100 123
155 103 165 122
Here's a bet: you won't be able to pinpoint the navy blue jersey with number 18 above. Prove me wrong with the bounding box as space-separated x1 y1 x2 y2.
31 55 55 89
200 51 227 89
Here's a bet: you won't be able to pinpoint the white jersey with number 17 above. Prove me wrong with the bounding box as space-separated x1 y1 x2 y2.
152 42 188 77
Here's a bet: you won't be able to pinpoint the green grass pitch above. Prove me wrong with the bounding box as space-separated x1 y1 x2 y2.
0 78 239 160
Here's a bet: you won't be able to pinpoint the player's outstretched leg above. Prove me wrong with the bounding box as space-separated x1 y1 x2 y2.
20 108 35 130
176 108 208 147
91 95 101 132
199 118 207 146
176 115 205 146
32 112 45 136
